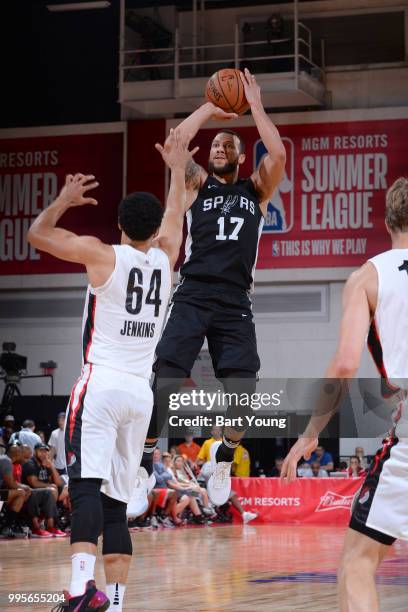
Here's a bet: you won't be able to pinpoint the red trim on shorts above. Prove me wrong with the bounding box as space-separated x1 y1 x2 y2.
68 365 92 442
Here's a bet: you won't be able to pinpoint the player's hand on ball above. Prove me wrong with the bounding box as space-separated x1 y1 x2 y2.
280 436 319 482
155 128 199 170
59 173 99 206
209 103 238 122
239 68 262 109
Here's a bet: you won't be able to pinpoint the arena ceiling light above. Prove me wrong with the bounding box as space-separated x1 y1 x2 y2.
46 1 111 12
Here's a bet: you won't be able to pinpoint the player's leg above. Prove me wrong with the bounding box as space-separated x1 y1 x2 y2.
338 528 390 612
64 365 117 610
102 493 132 612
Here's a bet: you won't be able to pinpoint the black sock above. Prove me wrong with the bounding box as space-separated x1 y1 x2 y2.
4 508 19 527
216 436 240 463
141 440 157 476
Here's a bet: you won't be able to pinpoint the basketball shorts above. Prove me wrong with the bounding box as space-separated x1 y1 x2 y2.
156 279 260 376
65 363 153 504
350 435 408 545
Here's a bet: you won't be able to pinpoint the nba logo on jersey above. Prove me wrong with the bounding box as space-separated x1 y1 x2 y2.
254 137 294 233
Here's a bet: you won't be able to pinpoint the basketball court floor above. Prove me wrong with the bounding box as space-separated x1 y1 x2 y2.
1 525 408 611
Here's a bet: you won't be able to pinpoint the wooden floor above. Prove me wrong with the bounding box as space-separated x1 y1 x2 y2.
1 525 408 611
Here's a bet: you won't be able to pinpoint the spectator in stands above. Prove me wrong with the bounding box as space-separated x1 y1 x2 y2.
177 430 201 466
348 455 366 478
8 445 65 538
37 430 46 444
169 445 178 459
338 461 348 471
9 419 42 452
161 453 207 524
268 458 284 477
21 444 33 463
355 446 369 469
299 461 328 478
48 412 67 475
0 451 27 538
22 443 64 503
172 455 214 516
307 445 334 471
232 444 251 477
197 426 222 466
0 415 16 447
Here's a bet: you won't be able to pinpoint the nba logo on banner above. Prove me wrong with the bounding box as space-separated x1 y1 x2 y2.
253 137 294 233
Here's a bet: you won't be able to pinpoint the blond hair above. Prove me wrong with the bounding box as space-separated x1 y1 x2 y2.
385 177 408 232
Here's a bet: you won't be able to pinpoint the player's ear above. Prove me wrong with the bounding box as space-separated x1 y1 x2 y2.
238 153 246 166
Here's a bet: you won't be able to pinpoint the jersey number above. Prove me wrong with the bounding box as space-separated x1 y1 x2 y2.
125 268 162 317
216 216 244 241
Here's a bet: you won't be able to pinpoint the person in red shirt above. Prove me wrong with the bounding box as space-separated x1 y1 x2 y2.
177 431 201 466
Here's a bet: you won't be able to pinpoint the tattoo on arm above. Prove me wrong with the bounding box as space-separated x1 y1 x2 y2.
185 159 202 190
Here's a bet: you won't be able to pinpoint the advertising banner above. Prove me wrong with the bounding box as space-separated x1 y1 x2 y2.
190 118 408 268
231 477 363 525
0 131 124 275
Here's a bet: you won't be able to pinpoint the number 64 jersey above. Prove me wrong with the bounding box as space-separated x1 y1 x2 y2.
82 244 171 379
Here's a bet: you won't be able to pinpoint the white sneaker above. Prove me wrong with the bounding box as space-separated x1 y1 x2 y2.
127 468 156 519
242 511 258 524
207 440 232 506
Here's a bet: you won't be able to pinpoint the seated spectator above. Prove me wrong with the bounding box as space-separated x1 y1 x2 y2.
48 412 67 476
22 443 66 505
348 455 366 478
161 453 207 524
0 451 27 538
169 445 178 459
172 455 214 516
307 445 334 471
338 461 348 471
8 445 66 538
268 458 284 477
355 446 369 469
9 419 42 452
0 415 16 448
177 430 201 467
299 461 328 478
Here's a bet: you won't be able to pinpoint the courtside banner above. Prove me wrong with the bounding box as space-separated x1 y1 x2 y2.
231 477 363 525
0 131 123 275
190 118 408 268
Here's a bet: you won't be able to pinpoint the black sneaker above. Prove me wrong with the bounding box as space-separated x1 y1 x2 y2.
0 525 15 539
51 580 109 611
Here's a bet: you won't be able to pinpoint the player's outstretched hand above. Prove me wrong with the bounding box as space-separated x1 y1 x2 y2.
239 68 262 109
59 173 99 207
280 436 319 482
155 128 199 170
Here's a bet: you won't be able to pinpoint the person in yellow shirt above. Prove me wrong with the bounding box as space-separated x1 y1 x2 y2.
197 427 250 477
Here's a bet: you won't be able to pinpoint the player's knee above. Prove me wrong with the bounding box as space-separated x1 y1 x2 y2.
69 478 103 545
101 493 132 556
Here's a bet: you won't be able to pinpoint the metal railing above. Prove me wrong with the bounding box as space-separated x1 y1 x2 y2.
119 19 325 95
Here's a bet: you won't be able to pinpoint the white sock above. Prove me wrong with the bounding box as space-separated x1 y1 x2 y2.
69 553 96 597
106 583 126 610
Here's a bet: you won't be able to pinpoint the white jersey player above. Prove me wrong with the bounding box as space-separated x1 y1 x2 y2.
28 130 198 612
281 177 408 612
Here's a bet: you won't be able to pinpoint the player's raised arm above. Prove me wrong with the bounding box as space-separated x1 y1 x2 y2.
280 265 374 481
154 129 199 269
241 68 286 213
27 173 114 271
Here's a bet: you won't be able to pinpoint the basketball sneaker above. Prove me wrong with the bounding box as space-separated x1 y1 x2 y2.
126 468 156 519
51 580 109 611
48 527 68 538
242 511 258 524
31 528 53 538
207 441 233 506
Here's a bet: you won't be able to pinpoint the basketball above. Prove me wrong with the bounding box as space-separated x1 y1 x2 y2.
205 68 250 115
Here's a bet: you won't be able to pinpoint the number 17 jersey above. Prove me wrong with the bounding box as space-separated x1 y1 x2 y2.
180 175 264 291
82 244 171 378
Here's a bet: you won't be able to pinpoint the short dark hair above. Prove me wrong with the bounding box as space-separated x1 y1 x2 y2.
118 192 163 241
215 129 246 154
23 419 35 428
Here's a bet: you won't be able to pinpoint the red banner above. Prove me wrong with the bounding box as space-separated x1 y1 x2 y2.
192 118 408 268
231 477 363 525
0 131 124 275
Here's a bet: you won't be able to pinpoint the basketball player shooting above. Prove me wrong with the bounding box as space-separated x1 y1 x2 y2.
280 178 408 612
140 68 286 507
27 130 198 612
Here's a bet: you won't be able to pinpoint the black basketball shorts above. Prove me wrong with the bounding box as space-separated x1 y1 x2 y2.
155 281 260 376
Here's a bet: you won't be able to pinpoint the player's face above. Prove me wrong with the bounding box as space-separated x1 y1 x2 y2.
208 134 243 176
